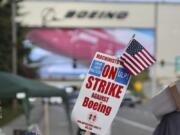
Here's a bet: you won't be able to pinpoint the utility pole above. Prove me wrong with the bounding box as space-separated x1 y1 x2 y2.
11 0 17 74
151 2 158 97
11 0 18 111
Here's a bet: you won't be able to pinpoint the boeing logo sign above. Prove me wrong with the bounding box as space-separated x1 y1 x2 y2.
41 8 128 25
57 10 128 20
17 1 155 28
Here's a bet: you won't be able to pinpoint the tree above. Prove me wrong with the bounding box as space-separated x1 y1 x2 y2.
0 0 37 78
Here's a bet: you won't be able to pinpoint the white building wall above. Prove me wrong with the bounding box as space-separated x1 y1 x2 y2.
157 4 180 83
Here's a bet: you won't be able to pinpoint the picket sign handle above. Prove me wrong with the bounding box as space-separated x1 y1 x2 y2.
168 82 180 111
85 131 91 135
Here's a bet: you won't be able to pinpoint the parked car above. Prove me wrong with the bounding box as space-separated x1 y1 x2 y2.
42 85 78 105
121 90 141 108
42 97 63 105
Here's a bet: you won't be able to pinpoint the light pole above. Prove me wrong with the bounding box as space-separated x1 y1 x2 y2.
151 2 159 97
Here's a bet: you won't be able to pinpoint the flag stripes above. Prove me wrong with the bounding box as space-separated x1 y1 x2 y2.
120 39 156 76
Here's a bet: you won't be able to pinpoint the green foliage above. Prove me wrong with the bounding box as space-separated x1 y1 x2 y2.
0 1 12 72
128 70 149 99
0 0 37 78
128 70 149 90
0 104 24 127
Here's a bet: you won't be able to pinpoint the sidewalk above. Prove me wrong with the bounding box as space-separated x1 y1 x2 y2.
1 99 77 135
1 99 44 135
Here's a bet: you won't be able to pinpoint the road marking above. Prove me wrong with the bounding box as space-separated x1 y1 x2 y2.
115 117 155 132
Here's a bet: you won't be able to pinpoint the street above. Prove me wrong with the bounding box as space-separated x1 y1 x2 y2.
1 100 159 135
112 106 158 135
48 102 159 135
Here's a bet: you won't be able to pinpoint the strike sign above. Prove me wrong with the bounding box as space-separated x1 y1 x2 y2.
72 52 131 134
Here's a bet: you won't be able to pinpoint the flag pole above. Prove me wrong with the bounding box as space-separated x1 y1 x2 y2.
132 34 136 39
128 34 136 45
122 34 136 55
119 34 136 59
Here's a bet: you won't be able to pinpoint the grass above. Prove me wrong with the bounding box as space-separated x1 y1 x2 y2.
0 105 24 127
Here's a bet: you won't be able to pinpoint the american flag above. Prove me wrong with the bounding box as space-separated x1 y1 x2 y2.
120 39 156 76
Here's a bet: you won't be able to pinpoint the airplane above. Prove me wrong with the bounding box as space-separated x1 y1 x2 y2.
27 28 126 64
26 28 154 78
